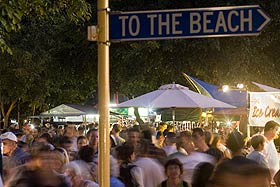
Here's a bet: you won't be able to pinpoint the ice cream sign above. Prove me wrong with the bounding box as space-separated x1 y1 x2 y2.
249 92 280 127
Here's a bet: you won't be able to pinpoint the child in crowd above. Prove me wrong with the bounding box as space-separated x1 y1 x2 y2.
246 134 269 168
157 158 189 187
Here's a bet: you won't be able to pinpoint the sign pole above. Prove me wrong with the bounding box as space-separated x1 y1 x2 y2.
246 91 250 138
97 0 110 186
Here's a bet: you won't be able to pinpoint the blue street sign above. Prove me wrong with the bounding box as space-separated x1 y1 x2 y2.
109 5 271 41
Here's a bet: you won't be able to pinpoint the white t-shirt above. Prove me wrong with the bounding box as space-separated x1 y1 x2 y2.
134 157 165 187
263 139 279 178
162 145 178 156
170 151 215 185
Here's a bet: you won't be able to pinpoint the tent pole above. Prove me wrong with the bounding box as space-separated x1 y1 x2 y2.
172 109 175 126
199 108 203 127
246 91 250 138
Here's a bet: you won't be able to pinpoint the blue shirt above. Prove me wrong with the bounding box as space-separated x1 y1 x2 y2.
12 146 30 165
247 150 269 168
110 176 125 187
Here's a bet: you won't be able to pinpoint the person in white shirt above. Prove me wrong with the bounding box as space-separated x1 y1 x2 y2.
162 132 177 156
134 140 166 187
169 130 215 185
64 162 98 187
263 120 280 179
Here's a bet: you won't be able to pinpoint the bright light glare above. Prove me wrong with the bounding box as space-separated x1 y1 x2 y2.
201 112 207 118
30 124 35 129
109 103 117 107
237 83 244 89
11 120 17 124
138 108 148 116
222 85 230 92
225 120 232 126
86 114 98 118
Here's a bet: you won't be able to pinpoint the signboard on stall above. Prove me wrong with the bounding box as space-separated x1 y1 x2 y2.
249 92 280 127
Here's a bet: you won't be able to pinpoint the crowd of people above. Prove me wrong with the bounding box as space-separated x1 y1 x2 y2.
0 120 279 187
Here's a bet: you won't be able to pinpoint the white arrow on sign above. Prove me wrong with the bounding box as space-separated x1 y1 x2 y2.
257 9 271 31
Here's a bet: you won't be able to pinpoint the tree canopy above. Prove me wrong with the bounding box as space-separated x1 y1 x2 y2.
0 0 91 53
0 0 93 127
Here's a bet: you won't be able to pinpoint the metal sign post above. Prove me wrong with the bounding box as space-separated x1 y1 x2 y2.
97 0 110 186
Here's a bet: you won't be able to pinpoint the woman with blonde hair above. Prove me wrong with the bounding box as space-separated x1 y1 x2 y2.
53 147 70 174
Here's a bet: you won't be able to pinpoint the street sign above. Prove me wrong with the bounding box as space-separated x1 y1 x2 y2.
109 5 271 41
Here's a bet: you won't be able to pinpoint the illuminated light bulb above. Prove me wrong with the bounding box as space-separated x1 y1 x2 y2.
222 85 230 92
237 83 244 89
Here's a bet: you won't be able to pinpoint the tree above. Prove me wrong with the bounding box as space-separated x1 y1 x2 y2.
43 22 98 107
0 2 96 128
0 48 45 128
0 0 91 53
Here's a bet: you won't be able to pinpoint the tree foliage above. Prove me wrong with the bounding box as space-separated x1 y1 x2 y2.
0 0 91 53
0 1 95 127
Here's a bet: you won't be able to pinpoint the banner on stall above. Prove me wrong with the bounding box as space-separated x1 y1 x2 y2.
249 92 280 127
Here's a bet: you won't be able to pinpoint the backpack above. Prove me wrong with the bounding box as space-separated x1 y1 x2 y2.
161 180 189 187
119 164 138 187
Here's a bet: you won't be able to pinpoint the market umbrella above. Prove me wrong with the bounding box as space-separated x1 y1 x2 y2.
117 83 236 123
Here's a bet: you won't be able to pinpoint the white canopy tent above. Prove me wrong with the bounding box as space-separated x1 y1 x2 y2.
252 82 280 92
40 104 98 123
117 83 236 123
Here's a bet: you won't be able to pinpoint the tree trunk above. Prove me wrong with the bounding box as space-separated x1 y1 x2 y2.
31 104 36 123
134 107 144 125
1 100 17 129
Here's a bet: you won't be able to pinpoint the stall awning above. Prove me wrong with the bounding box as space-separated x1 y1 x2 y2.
40 104 98 117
